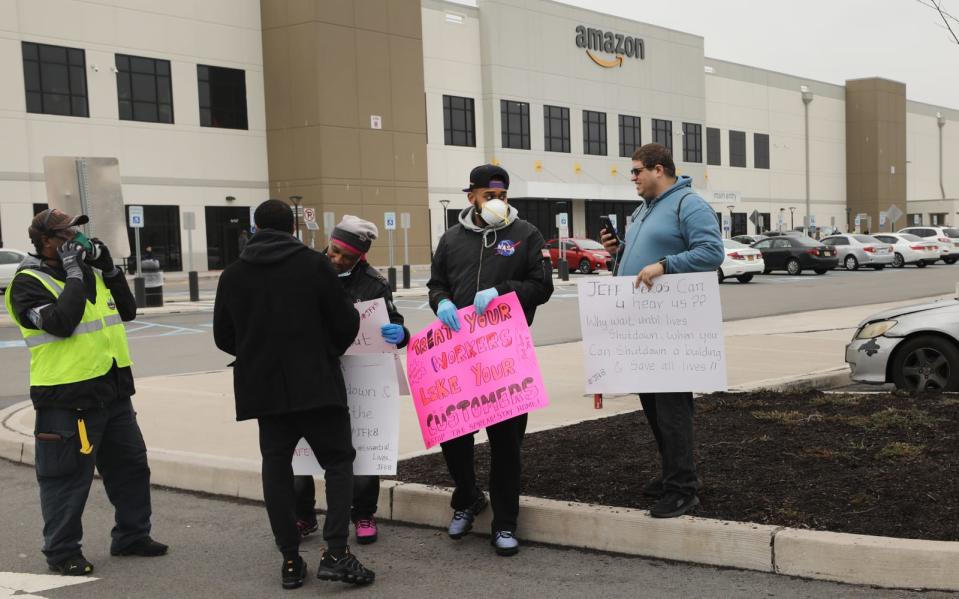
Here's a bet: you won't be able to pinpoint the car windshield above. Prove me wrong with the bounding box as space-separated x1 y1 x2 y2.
854 235 882 244
944 228 959 238
794 237 823 247
724 240 748 249
577 239 605 250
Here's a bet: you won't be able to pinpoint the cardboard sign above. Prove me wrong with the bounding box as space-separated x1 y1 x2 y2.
293 354 399 476
346 298 393 354
406 292 548 449
578 273 727 393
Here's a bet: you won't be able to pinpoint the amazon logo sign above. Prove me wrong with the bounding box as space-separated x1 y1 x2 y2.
574 25 645 68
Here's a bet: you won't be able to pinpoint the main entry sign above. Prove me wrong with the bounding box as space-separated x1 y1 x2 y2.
575 25 646 68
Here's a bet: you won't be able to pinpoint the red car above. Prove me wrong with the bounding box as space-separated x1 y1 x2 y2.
545 238 612 273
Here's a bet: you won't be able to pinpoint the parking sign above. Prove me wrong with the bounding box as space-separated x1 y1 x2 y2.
303 207 316 224
128 205 144 228
384 212 396 231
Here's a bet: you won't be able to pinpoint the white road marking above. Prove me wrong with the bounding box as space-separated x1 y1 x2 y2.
0 571 97 598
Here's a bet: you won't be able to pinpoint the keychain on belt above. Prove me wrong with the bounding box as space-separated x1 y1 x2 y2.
77 418 93 455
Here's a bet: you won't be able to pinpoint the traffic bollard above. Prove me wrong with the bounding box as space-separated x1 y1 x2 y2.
402 264 410 289
188 271 200 302
387 267 397 292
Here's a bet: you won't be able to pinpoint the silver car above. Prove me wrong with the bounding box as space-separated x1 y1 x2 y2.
872 233 940 268
821 234 895 271
845 298 959 391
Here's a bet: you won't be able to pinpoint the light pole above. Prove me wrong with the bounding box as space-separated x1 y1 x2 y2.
288 195 302 240
778 207 785 232
439 198 450 229
938 112 947 200
788 206 796 231
801 86 814 235
726 205 735 238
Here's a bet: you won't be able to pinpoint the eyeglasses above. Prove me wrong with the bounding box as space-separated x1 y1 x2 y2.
630 166 650 176
482 192 508 201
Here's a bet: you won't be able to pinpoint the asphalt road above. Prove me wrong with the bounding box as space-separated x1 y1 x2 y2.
0 460 950 599
2 265 957 410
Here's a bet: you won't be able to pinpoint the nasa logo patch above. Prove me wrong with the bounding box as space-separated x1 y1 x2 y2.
495 240 521 257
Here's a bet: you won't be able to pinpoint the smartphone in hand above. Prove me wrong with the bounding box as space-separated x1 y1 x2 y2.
599 216 622 243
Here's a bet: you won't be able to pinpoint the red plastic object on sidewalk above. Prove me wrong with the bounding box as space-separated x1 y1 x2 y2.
594 393 603 409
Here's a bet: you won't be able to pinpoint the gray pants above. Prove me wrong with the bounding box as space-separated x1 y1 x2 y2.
34 398 152 565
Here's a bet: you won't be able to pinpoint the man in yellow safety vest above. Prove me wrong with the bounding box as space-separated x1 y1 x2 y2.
4 208 167 576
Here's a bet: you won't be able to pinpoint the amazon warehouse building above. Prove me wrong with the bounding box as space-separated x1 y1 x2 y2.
1 0 957 270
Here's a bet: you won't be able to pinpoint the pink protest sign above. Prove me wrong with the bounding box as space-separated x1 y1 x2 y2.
406 292 548 448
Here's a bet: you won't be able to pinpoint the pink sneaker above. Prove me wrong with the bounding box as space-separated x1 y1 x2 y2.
354 517 378 545
296 518 318 537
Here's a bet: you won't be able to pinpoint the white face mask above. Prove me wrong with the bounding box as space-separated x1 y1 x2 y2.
480 198 510 226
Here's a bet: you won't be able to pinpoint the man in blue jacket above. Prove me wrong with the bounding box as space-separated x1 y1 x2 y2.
601 143 724 518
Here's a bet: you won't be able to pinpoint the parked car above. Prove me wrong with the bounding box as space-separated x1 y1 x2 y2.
545 238 611 274
732 234 766 245
897 226 959 265
751 236 838 275
820 234 895 271
0 248 28 292
845 297 959 391
718 239 764 283
871 233 939 268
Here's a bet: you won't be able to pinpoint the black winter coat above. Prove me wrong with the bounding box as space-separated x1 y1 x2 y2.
213 230 359 421
337 259 410 348
428 217 553 324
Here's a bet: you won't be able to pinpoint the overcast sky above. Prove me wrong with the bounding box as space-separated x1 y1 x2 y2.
451 0 959 109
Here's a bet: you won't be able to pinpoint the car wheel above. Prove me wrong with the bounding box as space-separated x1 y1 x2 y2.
814 269 827 275
945 257 958 265
917 261 927 268
871 265 885 271
890 335 959 392
893 252 905 268
578 259 592 274
786 258 802 276
844 255 859 271
717 269 724 283
736 274 753 283
762 268 771 275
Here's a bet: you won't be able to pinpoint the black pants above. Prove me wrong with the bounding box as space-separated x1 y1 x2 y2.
34 397 152 565
639 392 699 497
258 407 354 556
295 475 379 522
440 413 528 533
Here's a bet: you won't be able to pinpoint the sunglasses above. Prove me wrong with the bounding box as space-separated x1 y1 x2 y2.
630 166 652 176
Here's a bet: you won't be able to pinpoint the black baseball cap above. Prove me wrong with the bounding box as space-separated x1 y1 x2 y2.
462 164 510 192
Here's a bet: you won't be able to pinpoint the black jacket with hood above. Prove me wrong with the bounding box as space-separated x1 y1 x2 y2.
213 229 360 421
335 258 410 349
428 204 553 324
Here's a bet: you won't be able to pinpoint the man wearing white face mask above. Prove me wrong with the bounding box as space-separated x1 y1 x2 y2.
427 164 553 557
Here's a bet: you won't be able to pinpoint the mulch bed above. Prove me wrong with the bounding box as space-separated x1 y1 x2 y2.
395 390 959 541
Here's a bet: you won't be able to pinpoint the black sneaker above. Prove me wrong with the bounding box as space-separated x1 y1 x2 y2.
316 547 374 585
281 556 307 590
49 553 94 576
642 477 665 498
650 492 699 518
110 536 169 557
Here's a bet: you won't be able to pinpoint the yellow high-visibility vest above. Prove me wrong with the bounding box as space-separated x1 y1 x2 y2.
4 269 133 387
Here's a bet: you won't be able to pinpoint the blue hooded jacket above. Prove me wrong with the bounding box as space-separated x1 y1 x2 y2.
616 175 725 276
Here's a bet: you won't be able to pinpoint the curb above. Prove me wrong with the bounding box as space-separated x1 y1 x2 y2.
2 374 957 590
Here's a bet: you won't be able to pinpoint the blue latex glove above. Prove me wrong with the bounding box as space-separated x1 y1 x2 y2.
381 323 405 345
473 287 499 315
437 299 461 332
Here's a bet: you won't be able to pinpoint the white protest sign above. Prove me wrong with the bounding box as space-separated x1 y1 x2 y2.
578 273 727 393
346 298 392 354
293 354 399 475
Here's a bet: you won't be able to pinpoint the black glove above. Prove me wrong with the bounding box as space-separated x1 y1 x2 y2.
58 240 86 281
86 237 116 274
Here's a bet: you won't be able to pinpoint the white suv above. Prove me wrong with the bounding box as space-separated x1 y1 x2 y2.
897 226 959 264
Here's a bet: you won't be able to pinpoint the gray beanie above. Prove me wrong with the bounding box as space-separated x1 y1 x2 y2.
331 215 379 255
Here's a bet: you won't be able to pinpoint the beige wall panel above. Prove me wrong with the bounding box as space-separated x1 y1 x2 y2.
387 0 423 39
316 23 359 126
262 29 291 130
314 0 355 26
393 132 428 182
288 23 320 124
361 185 396 208
359 130 396 181
355 30 394 128
394 186 428 207
390 36 428 133
286 0 314 26
354 0 389 33
318 126 362 179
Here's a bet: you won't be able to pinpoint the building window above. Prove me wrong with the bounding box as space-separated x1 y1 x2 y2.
22 42 89 117
500 100 530 150
754 133 770 169
443 95 475 147
198 65 247 130
116 54 174 123
583 110 607 156
706 127 721 166
682 122 702 163
544 105 570 153
729 130 747 167
619 115 641 158
652 119 672 152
